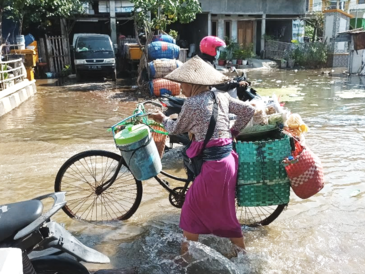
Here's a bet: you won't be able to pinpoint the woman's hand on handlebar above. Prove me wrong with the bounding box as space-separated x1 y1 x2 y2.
239 81 249 87
148 111 166 124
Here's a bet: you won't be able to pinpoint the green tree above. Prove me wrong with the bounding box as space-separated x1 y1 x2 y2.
4 0 87 35
130 0 202 86
305 11 324 42
131 0 201 32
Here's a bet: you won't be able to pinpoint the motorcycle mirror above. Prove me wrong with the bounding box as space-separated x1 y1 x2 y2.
230 66 239 77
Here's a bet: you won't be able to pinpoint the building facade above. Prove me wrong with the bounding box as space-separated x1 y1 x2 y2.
72 0 307 55
200 0 307 54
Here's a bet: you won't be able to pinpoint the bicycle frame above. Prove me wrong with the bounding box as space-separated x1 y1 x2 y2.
97 154 192 197
154 170 191 195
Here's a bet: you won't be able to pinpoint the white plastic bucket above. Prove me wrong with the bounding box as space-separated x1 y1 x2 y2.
16 35 25 50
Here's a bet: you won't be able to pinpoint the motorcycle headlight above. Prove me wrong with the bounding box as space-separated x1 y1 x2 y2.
104 58 115 64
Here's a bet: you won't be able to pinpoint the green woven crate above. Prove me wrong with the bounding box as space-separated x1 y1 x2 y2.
236 180 290 207
235 133 291 207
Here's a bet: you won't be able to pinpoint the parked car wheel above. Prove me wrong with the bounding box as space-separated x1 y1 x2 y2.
76 72 83 82
111 69 117 81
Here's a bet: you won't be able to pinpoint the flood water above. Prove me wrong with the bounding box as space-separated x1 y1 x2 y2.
1 70 365 273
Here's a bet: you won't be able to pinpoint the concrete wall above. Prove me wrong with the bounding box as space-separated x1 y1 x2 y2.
200 0 306 15
0 80 37 117
167 14 208 55
351 49 365 74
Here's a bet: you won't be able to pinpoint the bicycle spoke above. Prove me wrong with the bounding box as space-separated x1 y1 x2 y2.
99 156 115 184
101 193 123 219
60 181 93 192
62 170 91 187
68 162 95 189
102 192 129 213
79 196 97 220
98 158 119 186
82 157 98 183
69 193 94 216
100 194 114 221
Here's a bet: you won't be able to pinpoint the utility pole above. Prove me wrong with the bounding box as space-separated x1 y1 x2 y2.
355 2 358 29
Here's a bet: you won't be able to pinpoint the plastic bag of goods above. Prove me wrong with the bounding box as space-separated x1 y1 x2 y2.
152 34 176 44
148 41 180 60
150 79 181 97
149 59 183 79
250 99 268 125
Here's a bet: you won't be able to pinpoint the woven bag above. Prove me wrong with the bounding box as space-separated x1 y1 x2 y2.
149 78 181 97
149 59 183 79
148 41 180 60
284 147 324 199
149 123 167 158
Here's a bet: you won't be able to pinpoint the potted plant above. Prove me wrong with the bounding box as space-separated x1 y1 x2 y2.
232 49 240 65
218 51 227 66
280 58 287 68
287 51 295 68
225 39 239 65
239 44 255 66
235 49 243 65
241 49 249 65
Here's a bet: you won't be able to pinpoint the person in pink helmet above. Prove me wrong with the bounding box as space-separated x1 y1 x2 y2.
200 36 249 90
199 36 226 68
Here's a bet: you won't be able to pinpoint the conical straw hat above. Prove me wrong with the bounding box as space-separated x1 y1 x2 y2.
164 55 230 86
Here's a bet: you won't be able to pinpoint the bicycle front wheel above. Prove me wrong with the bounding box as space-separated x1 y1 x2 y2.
55 150 142 222
236 204 287 227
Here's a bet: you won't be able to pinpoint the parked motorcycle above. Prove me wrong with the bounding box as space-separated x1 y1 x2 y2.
0 192 109 274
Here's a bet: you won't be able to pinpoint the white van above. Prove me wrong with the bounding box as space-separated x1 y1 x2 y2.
72 34 116 81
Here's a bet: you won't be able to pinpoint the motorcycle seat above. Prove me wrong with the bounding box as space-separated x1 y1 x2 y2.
0 200 43 242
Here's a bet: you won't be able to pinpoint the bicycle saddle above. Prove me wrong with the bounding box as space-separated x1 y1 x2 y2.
0 200 43 242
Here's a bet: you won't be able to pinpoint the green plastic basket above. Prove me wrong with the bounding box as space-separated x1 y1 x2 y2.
235 133 292 207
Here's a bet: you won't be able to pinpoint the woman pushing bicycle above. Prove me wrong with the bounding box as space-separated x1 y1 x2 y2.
148 56 255 255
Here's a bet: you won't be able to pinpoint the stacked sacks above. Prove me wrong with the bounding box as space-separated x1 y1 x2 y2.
149 59 183 79
152 34 176 44
148 34 181 96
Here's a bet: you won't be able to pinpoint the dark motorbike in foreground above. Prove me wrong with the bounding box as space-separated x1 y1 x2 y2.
0 192 109 274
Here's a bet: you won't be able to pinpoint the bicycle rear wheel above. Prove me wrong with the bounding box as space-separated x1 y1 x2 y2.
236 203 287 227
55 150 142 222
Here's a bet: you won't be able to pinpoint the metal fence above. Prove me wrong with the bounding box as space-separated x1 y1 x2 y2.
45 35 71 73
0 58 26 91
264 40 293 60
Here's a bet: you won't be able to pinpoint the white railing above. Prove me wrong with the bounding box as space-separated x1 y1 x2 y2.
0 43 28 91
0 58 26 91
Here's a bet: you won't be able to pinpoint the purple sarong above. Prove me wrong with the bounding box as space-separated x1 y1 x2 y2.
180 138 242 238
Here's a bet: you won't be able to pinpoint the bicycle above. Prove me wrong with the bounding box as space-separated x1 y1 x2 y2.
54 101 287 226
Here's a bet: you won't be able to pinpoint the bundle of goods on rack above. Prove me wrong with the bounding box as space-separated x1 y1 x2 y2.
147 34 182 97
234 94 322 207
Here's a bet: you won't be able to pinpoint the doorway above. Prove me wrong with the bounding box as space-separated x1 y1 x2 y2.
237 21 254 46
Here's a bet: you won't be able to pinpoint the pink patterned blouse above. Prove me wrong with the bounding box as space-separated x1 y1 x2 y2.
162 90 255 142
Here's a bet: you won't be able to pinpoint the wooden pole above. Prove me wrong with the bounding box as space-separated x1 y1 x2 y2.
45 35 55 72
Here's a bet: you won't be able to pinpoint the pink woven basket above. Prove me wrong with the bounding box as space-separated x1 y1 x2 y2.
284 148 324 199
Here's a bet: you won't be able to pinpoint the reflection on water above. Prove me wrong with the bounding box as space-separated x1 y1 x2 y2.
1 72 365 273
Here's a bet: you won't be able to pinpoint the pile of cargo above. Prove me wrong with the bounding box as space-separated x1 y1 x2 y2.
148 34 182 97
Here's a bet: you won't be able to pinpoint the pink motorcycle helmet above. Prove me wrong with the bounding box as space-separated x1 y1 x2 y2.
200 36 226 58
